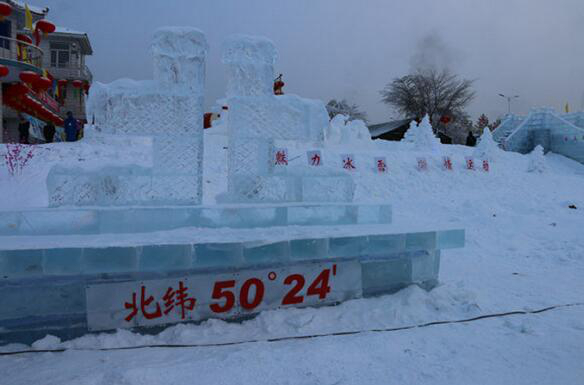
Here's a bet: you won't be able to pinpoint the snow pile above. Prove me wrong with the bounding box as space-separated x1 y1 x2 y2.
527 145 546 173
325 114 372 145
403 115 440 152
473 127 500 160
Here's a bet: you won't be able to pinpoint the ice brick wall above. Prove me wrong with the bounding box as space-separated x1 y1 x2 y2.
502 108 584 164
49 28 208 206
222 35 353 203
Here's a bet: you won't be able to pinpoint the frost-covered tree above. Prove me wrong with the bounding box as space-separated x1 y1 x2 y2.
326 99 368 123
476 114 489 132
380 69 475 135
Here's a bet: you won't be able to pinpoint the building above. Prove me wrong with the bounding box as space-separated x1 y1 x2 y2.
492 108 584 164
368 118 453 144
0 1 92 143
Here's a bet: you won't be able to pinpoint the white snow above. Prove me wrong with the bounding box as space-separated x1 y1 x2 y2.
1 133 584 384
528 144 547 173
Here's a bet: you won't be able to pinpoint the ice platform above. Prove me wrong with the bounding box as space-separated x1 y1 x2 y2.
0 202 392 237
0 204 464 345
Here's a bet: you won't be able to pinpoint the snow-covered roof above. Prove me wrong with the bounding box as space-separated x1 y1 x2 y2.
10 1 48 15
368 118 413 138
54 26 87 36
52 26 93 55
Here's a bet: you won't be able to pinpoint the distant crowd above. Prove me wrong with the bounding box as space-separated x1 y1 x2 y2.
16 111 82 144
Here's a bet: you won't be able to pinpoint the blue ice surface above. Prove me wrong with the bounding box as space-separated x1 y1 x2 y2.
0 229 464 345
0 203 393 236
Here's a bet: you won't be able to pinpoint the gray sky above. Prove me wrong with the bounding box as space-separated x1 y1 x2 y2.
41 0 584 124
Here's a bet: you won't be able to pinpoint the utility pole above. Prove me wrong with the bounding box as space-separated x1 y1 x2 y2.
498 93 519 114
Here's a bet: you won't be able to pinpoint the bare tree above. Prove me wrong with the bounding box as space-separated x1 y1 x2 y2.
326 99 368 123
380 69 475 133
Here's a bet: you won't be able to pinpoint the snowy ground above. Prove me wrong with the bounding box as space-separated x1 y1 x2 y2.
1 133 583 384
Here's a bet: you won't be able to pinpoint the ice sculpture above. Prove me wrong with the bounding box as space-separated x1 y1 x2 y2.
325 115 372 145
473 127 499 160
49 27 208 206
527 145 546 173
222 34 354 203
404 115 440 151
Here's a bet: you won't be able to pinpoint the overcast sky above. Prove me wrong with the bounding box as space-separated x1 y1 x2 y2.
40 0 584 124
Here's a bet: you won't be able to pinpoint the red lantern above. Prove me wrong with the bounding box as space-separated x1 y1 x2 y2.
72 79 83 88
0 64 9 77
16 33 32 45
440 115 451 125
57 79 68 87
35 20 56 35
19 71 40 84
0 2 12 21
35 76 52 90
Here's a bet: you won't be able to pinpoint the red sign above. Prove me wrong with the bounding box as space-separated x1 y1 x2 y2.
442 156 453 170
307 150 322 166
274 148 288 166
86 261 362 331
342 154 356 170
36 89 60 112
375 157 387 173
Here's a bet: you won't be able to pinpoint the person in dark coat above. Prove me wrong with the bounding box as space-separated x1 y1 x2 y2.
466 131 477 147
17 114 30 144
43 122 56 143
64 111 78 142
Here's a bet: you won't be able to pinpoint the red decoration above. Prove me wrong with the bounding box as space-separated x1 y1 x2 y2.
16 33 32 45
0 2 12 20
0 64 9 77
35 76 52 90
57 79 68 87
72 79 83 88
19 71 40 84
440 115 451 125
35 20 56 34
273 74 285 95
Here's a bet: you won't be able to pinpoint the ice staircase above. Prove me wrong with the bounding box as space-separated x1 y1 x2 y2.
492 114 524 148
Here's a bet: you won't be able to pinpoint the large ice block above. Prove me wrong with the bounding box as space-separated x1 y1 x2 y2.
50 27 208 207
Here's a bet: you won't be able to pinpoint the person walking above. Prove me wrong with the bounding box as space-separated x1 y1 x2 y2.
17 114 30 144
43 121 56 143
466 130 477 147
64 111 78 142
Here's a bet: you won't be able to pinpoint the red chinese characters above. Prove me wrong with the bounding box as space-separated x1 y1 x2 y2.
274 148 288 165
310 153 321 166
342 155 356 170
465 157 475 170
482 159 490 172
443 156 453 170
375 157 387 173
163 281 196 319
125 281 196 322
416 157 428 171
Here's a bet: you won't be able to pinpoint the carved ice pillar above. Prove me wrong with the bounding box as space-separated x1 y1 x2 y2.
222 35 299 202
148 27 207 204
222 34 353 203
48 27 208 206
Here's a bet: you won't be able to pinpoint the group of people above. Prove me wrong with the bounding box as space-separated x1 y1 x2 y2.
17 111 80 144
